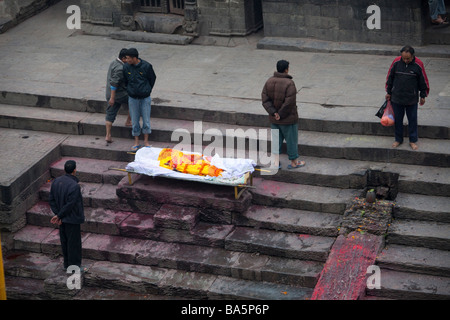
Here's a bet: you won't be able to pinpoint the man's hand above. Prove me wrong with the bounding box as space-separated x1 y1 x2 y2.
50 215 62 225
420 97 425 106
385 94 391 101
108 97 115 106
274 113 280 121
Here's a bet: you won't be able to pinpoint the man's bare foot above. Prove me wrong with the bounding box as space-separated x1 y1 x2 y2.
392 141 401 148
409 142 418 150
125 115 132 127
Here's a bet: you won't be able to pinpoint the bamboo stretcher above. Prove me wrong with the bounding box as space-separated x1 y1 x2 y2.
111 151 258 200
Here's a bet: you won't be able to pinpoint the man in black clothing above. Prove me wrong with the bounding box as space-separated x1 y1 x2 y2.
385 45 430 150
123 47 157 151
49 160 85 270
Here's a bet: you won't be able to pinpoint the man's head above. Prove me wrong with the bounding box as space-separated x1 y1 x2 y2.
125 48 139 65
64 160 77 175
119 48 128 62
400 45 415 65
276 60 290 73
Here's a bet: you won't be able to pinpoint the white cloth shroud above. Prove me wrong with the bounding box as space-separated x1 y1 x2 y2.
125 147 256 185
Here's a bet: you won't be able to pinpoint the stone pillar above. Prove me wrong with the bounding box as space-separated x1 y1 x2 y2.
183 0 199 36
120 0 138 31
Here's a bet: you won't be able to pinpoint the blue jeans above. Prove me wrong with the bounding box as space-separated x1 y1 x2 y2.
128 96 151 137
392 102 418 144
428 0 446 20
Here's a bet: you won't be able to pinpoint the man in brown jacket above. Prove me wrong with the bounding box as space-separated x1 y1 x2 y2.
262 60 305 169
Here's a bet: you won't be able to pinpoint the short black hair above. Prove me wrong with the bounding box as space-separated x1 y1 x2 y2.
400 45 415 56
126 48 139 58
64 160 77 174
277 60 289 73
119 48 128 59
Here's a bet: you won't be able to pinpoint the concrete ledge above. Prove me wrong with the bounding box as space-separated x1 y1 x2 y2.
257 37 450 59
110 30 193 45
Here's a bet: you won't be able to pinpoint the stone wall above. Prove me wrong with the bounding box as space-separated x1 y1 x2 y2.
80 0 122 26
0 0 62 33
261 0 428 46
197 0 263 36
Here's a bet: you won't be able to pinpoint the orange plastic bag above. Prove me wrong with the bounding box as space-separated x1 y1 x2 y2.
381 100 395 127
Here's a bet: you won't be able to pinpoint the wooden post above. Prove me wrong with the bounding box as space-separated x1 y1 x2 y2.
0 232 7 300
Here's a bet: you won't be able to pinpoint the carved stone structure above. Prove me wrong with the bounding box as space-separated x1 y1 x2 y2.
79 0 441 46
80 0 262 37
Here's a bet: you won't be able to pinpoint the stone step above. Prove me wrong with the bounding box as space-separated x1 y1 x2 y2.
234 205 342 237
58 135 450 196
387 219 450 251
38 173 345 227
0 128 65 206
49 157 129 185
250 178 358 215
394 193 450 223
26 201 233 248
1 104 449 167
116 174 253 218
224 227 335 262
4 276 47 300
365 269 450 300
376 244 450 277
1 92 448 140
3 252 314 300
11 225 323 289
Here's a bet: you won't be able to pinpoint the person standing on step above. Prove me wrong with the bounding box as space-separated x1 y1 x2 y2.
428 0 449 26
385 45 430 151
262 59 305 170
105 48 132 145
49 160 85 271
123 48 157 152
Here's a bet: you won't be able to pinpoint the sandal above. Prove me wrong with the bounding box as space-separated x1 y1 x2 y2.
409 142 418 150
287 160 306 169
131 145 141 152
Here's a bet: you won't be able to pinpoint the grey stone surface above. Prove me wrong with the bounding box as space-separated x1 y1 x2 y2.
1 0 449 301
377 244 450 277
366 269 450 300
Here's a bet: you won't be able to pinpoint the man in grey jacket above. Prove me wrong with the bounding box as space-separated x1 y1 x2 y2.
105 48 131 144
49 160 85 270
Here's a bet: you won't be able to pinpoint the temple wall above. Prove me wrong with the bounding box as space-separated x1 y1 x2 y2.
261 0 428 46
77 0 432 46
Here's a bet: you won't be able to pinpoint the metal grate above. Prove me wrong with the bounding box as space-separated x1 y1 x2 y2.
170 0 184 15
141 0 162 7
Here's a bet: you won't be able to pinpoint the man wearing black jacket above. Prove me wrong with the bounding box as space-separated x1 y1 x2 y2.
123 48 157 151
385 45 430 150
49 160 85 270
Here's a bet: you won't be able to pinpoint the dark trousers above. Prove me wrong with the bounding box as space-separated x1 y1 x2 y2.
392 102 418 144
59 223 82 269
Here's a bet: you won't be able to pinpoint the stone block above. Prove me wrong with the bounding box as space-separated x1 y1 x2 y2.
154 204 199 230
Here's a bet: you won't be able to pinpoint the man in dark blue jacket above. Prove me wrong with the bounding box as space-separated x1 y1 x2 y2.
49 160 85 270
385 45 430 150
123 48 157 151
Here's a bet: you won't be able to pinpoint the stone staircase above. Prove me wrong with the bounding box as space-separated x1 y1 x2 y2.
0 92 449 300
